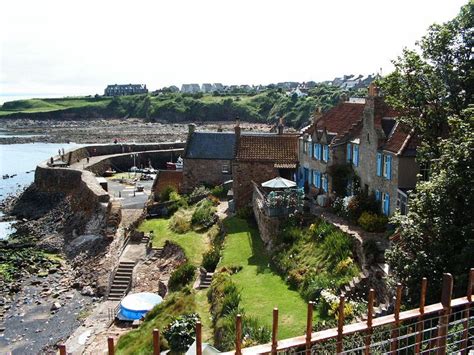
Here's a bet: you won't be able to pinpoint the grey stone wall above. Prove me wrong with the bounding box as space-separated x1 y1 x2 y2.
252 190 281 250
182 158 232 194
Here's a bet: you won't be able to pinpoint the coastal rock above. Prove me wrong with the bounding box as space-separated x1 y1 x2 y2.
51 302 61 311
81 286 94 296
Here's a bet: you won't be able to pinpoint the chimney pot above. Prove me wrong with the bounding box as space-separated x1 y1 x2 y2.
188 124 196 135
234 118 241 137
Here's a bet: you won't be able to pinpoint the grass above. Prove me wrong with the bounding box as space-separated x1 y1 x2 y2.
219 217 315 339
138 217 209 266
0 97 111 116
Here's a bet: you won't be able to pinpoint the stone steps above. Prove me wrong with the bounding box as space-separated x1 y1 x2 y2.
108 261 135 301
198 272 213 289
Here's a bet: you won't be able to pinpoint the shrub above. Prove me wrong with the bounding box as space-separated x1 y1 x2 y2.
319 230 353 269
309 220 333 241
160 186 176 202
334 257 354 275
169 209 192 233
189 185 211 199
168 263 195 291
347 193 379 221
357 212 388 232
287 268 307 289
207 194 220 206
279 225 303 244
299 273 333 301
163 313 199 353
202 248 221 272
211 185 227 198
218 264 242 275
192 200 216 229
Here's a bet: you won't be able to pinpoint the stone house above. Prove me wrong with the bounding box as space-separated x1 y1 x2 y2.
104 84 148 96
233 123 299 210
182 125 235 193
299 85 418 216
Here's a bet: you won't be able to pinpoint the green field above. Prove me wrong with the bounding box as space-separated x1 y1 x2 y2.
0 96 111 116
219 217 315 339
138 217 209 266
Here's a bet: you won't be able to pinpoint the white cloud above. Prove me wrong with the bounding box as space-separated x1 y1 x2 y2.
0 0 467 99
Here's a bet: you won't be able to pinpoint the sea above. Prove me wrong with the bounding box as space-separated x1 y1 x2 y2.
0 130 83 239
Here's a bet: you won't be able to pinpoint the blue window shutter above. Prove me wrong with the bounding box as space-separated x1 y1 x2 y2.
315 144 319 160
376 153 382 176
309 143 313 158
353 144 359 166
324 145 330 162
383 193 390 215
347 143 352 162
313 144 317 158
316 172 321 188
387 155 392 180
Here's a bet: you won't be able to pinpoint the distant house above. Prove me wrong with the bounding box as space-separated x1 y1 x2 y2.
233 123 299 210
298 84 418 216
181 84 201 93
182 125 236 193
201 83 214 93
286 88 307 98
104 84 148 96
213 83 224 92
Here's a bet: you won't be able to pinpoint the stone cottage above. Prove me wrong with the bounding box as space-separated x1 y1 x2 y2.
233 122 299 210
182 125 235 193
299 84 418 216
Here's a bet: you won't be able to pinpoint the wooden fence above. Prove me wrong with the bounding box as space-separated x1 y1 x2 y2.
58 270 473 354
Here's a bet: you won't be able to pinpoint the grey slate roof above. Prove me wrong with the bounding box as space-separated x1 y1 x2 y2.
185 132 236 160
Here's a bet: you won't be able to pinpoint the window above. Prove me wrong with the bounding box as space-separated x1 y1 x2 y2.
323 145 330 162
222 164 230 174
346 143 352 163
308 142 313 158
313 171 321 188
322 173 328 192
383 155 392 180
303 141 307 153
382 192 390 216
314 143 322 160
376 152 383 176
397 190 408 215
352 144 359 166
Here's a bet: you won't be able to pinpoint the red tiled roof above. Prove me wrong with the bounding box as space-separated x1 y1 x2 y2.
383 123 417 155
374 97 398 128
154 170 183 194
235 134 298 163
306 102 365 142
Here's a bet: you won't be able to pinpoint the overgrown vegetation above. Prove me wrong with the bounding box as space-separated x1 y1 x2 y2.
168 263 196 291
191 199 217 229
163 313 200 353
272 216 360 304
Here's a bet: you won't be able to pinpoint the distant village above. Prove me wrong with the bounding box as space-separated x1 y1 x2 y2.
103 74 375 97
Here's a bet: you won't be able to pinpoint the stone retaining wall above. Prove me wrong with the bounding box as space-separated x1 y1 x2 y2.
252 187 281 250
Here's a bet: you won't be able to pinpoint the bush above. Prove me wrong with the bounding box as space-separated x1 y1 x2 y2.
191 200 216 229
211 185 227 198
279 225 303 244
309 220 333 241
319 230 353 269
347 193 379 221
202 248 221 272
334 257 354 275
169 209 192 233
236 206 253 220
299 273 333 302
218 264 242 275
357 212 388 232
287 268 307 289
168 263 195 291
160 186 176 202
163 313 199 353
189 185 211 199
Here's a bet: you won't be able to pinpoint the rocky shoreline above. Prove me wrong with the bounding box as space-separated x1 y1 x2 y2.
0 118 275 145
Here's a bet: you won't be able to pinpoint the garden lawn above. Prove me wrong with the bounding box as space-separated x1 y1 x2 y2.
220 217 315 339
138 218 209 266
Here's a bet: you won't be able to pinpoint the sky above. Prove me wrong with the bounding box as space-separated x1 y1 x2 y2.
0 0 467 102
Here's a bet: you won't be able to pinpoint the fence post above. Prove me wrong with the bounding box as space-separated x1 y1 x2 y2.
108 337 115 355
235 314 242 355
337 296 345 354
461 268 473 355
271 307 279 354
436 273 453 355
153 328 160 355
196 321 202 355
364 289 375 355
415 277 427 354
306 301 313 355
390 283 403 354
58 344 66 355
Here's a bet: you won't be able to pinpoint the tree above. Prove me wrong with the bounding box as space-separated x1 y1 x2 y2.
380 2 473 162
382 3 474 304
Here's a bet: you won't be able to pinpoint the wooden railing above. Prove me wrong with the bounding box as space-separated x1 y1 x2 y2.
59 270 474 354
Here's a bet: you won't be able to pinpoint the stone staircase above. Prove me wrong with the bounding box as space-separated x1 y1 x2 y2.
198 271 214 289
342 270 370 297
144 247 163 265
108 261 135 301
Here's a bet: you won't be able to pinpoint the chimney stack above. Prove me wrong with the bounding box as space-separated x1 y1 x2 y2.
217 124 223 132
368 83 379 97
277 116 284 135
313 107 323 125
188 123 196 136
339 93 348 103
234 118 241 138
